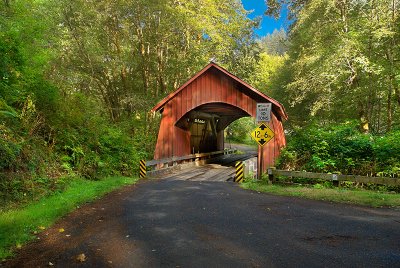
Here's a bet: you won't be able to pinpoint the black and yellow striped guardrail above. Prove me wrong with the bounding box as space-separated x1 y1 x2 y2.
234 161 244 183
139 160 146 178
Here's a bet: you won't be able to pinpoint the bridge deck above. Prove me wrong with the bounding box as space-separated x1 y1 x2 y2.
159 164 236 182
153 151 257 182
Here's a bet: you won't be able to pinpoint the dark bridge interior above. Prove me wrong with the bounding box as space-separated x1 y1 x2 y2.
175 103 249 153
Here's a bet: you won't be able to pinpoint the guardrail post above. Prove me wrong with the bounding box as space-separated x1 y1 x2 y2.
235 161 244 183
139 160 146 178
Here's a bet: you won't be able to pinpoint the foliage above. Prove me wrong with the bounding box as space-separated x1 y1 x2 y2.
0 0 258 206
373 130 400 176
259 1 400 181
258 28 289 56
51 0 259 121
226 117 258 145
250 52 287 93
54 97 158 180
271 0 400 132
277 121 400 177
264 0 308 20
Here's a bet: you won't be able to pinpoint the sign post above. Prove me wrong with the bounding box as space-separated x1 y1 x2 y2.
255 103 272 180
251 116 275 180
259 145 263 181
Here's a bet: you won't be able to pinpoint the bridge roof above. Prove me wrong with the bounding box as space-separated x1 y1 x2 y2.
152 62 288 120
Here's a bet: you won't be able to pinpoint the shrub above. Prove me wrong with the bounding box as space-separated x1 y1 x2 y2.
0 135 20 170
278 121 400 177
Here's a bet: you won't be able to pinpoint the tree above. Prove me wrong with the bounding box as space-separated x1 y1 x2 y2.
250 52 287 93
258 28 289 56
264 0 308 20
51 0 258 121
269 0 400 133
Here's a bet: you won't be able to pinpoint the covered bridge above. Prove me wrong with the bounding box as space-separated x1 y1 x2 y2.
151 62 287 172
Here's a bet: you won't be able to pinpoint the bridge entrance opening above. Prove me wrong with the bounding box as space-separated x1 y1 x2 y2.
189 117 216 153
175 103 249 154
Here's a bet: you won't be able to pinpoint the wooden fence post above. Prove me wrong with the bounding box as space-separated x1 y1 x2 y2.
332 174 339 187
268 167 276 184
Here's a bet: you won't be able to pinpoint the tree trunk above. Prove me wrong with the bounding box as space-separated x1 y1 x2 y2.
387 83 392 132
395 87 400 106
156 44 167 95
358 101 369 133
136 26 150 93
386 0 396 132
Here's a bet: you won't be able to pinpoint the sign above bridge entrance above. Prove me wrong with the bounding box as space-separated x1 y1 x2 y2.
250 123 275 146
256 103 271 123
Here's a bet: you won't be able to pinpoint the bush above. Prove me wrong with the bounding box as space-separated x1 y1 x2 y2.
277 121 400 177
0 22 158 207
373 131 400 176
0 134 20 170
0 87 159 206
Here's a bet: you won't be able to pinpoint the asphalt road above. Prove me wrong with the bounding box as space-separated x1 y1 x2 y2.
3 179 400 268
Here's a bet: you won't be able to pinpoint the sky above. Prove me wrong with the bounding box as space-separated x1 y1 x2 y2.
241 0 289 37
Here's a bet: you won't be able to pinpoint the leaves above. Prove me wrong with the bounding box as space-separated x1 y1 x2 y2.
53 0 258 121
271 0 400 132
278 122 400 177
0 0 258 203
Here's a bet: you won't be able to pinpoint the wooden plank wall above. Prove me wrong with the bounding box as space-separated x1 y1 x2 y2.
154 69 286 172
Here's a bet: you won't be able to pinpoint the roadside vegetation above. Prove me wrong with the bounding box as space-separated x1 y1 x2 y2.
278 122 400 178
0 176 138 260
242 179 400 208
242 121 400 208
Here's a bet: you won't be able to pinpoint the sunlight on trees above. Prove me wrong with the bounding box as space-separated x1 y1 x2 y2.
274 0 400 132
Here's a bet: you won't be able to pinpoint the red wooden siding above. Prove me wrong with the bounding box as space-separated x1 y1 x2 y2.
152 62 287 172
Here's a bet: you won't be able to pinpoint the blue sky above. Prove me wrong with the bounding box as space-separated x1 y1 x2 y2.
241 0 289 37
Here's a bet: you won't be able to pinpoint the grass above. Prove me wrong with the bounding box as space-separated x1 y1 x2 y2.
241 180 400 208
0 176 139 260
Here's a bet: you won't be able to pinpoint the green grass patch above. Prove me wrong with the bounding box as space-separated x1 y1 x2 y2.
0 176 138 260
241 180 400 208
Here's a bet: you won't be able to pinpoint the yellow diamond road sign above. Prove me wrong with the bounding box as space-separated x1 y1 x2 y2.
250 123 275 146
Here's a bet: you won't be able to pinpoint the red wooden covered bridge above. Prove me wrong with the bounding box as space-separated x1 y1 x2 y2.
151 62 287 172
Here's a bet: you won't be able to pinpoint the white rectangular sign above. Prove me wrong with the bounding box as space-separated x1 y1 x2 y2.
256 103 271 123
